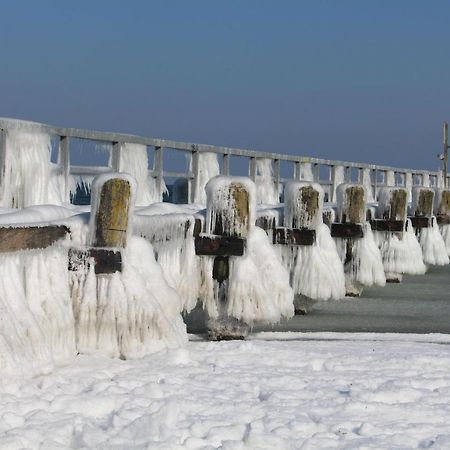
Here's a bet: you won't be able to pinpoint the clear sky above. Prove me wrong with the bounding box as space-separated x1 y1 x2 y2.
1 1 449 171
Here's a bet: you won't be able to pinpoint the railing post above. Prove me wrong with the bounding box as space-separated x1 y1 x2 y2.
294 161 301 180
0 128 6 198
189 149 199 204
223 153 230 176
111 141 123 171
59 136 70 202
274 159 280 199
249 157 257 181
154 146 164 201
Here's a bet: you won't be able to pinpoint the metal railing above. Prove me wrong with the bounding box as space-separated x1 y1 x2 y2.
0 117 448 204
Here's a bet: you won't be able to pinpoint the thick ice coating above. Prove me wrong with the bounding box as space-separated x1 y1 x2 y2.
255 158 280 205
201 176 294 324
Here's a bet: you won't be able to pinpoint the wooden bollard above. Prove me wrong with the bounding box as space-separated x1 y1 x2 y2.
69 174 134 274
332 184 365 239
198 177 251 340
410 187 435 230
435 189 450 225
371 187 408 232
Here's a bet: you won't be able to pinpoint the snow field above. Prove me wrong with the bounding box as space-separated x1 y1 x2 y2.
1 336 450 449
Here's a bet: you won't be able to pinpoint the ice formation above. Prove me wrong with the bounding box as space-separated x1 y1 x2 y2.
280 181 345 303
434 189 450 257
70 236 187 358
332 166 346 201
334 184 386 293
200 176 294 325
374 187 426 276
362 168 375 202
0 245 76 379
119 143 166 205
134 213 200 312
192 152 220 204
255 158 279 204
386 170 395 187
1 127 65 207
299 162 314 181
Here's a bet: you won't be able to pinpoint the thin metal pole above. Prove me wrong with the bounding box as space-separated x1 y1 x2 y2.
444 121 448 188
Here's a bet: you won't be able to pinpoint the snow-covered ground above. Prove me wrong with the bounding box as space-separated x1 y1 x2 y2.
2 333 450 449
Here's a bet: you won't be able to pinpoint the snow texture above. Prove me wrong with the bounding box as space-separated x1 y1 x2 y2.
134 213 200 312
119 143 166 205
255 158 279 205
1 127 64 208
192 152 220 204
3 334 450 449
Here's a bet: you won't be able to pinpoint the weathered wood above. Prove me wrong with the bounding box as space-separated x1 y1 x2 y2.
68 248 122 274
437 191 450 216
94 178 131 248
344 186 365 224
436 215 450 225
331 223 364 239
387 189 408 221
370 219 405 232
415 189 434 217
408 216 433 229
195 235 245 257
0 225 69 253
272 227 315 246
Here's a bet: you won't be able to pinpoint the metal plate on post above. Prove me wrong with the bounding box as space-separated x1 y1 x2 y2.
272 227 315 246
331 223 364 239
194 235 245 256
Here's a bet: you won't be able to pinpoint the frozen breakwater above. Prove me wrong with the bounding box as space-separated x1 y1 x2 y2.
0 117 448 379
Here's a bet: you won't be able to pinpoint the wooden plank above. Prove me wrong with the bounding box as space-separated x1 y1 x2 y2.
195 235 245 257
68 248 122 274
272 227 315 246
436 215 450 225
370 219 405 232
408 216 432 229
0 225 69 253
331 223 364 239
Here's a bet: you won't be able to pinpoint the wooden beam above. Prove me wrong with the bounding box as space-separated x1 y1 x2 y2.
370 219 405 232
408 216 433 229
331 223 364 239
0 225 69 253
436 215 450 225
272 227 315 246
195 235 245 257
68 248 122 274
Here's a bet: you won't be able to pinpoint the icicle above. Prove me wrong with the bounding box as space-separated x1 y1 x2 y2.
255 158 279 205
192 152 220 204
362 168 374 202
418 219 449 266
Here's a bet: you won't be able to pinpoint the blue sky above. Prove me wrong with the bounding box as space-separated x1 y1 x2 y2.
1 1 449 171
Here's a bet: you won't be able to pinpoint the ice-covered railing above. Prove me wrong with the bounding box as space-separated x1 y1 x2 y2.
0 117 448 206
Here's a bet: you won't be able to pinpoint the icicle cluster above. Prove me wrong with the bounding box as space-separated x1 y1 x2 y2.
192 152 220 204
255 158 280 205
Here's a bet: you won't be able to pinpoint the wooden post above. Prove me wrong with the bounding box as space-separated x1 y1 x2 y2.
93 178 132 248
203 179 251 340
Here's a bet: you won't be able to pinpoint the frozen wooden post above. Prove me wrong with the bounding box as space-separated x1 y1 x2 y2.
69 175 133 274
373 187 409 282
332 184 366 296
410 187 435 231
435 189 450 225
196 178 250 340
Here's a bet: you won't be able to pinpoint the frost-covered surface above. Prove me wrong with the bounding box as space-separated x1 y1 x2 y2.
441 224 450 257
255 158 279 205
3 334 450 449
1 128 64 207
119 143 166 205
418 219 450 266
0 245 76 380
361 168 374 202
280 182 345 302
299 162 314 181
192 152 220 204
377 219 426 275
134 213 200 312
332 166 345 200
201 176 294 325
